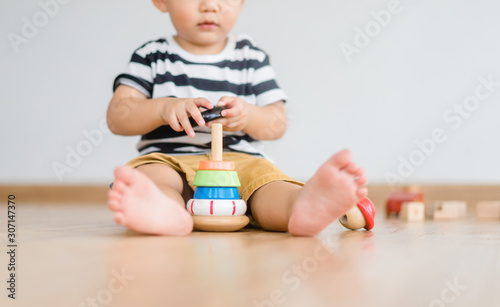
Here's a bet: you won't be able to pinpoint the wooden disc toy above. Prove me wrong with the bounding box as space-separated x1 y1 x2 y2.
186 123 249 232
192 216 250 232
339 197 376 231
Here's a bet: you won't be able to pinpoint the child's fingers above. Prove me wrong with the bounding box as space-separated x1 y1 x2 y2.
217 96 234 106
207 117 229 127
224 121 241 130
177 110 195 137
219 97 248 118
217 97 235 114
219 103 241 117
221 107 238 117
187 103 205 127
167 113 183 132
210 116 244 131
179 120 195 137
193 97 214 109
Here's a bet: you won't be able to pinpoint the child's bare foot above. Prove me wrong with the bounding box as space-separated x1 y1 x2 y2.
107 166 193 235
288 150 367 236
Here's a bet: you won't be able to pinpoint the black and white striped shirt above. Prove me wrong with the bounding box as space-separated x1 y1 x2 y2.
113 34 287 158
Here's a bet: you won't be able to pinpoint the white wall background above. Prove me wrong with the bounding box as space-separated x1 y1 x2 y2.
1 0 499 185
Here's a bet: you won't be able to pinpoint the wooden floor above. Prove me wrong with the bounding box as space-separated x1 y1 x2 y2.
0 200 499 307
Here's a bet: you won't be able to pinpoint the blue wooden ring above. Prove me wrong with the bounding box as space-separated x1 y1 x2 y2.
194 187 240 200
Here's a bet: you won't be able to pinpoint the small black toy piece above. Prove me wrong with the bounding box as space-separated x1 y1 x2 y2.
189 106 225 127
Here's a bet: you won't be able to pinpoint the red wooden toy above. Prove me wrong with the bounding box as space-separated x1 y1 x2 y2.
386 186 424 217
339 197 376 231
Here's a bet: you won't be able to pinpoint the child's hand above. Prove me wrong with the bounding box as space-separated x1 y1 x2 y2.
209 96 250 132
160 98 213 137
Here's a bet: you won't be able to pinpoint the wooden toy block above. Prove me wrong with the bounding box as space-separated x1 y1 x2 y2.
425 200 435 219
476 201 500 220
400 202 424 222
386 186 424 217
339 197 375 230
432 201 467 220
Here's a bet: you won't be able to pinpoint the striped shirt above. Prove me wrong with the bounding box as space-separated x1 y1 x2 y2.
113 34 287 158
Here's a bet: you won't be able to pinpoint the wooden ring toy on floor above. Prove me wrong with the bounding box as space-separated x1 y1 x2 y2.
339 197 376 230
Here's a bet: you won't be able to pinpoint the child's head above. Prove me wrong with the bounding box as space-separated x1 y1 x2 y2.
152 0 245 53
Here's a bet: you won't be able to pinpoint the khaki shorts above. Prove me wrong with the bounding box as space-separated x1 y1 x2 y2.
125 152 303 202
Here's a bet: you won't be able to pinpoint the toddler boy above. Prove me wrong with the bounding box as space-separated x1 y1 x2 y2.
107 0 367 236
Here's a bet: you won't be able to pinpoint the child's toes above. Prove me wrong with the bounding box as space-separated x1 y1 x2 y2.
326 149 352 169
112 181 128 194
108 199 122 212
114 166 140 186
343 162 359 174
356 175 367 186
108 190 123 211
113 212 126 225
344 163 365 178
356 187 368 199
108 189 122 202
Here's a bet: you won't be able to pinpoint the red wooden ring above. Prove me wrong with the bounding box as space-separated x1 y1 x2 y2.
357 197 376 230
199 160 235 171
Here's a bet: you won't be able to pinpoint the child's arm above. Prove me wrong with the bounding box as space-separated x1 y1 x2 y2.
106 85 213 137
210 97 287 140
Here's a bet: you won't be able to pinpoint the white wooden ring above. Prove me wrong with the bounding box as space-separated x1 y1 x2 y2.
186 199 247 216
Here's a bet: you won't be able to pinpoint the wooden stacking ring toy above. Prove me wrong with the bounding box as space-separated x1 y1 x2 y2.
187 199 247 216
194 187 240 199
192 170 241 187
339 197 376 230
199 160 235 171
186 123 250 232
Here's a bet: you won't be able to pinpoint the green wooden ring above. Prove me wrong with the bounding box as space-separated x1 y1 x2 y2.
193 170 241 187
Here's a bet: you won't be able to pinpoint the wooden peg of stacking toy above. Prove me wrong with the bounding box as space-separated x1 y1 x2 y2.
186 123 250 232
211 123 223 161
339 197 376 230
